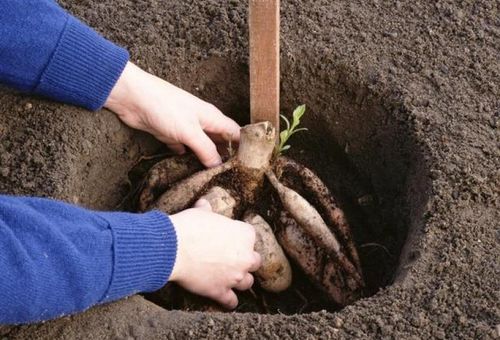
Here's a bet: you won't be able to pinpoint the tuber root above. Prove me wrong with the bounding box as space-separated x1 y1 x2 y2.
277 211 359 305
199 186 238 218
138 154 203 212
199 186 292 293
243 212 292 293
153 159 235 214
275 157 362 273
266 170 363 286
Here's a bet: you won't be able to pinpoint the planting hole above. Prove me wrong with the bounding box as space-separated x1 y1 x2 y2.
66 56 430 315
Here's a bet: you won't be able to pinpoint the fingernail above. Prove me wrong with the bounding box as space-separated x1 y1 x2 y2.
194 199 212 211
208 156 222 167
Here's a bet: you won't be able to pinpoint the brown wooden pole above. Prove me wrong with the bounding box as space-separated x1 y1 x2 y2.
249 0 280 133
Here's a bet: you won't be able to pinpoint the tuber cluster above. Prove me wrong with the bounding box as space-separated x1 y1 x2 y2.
136 122 364 308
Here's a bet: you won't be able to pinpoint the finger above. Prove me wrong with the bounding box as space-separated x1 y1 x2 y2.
218 290 238 310
166 143 186 155
234 273 254 291
206 132 239 144
193 198 212 211
247 251 262 272
198 105 241 142
183 126 222 167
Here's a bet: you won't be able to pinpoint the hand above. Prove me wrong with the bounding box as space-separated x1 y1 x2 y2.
104 62 240 167
169 199 262 309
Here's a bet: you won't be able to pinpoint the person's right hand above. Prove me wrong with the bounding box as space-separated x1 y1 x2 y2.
168 199 261 309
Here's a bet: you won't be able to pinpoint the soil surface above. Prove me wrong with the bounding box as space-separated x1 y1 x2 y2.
1 0 498 339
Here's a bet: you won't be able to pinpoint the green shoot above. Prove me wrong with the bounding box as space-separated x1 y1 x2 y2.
275 104 308 156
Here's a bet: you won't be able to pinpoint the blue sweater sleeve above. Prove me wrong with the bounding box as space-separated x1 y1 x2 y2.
0 195 177 324
0 0 129 110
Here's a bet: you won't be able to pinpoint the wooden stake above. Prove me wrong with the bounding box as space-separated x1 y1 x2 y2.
249 0 280 132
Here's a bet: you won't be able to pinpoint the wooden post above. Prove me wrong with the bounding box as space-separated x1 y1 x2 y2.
249 0 280 133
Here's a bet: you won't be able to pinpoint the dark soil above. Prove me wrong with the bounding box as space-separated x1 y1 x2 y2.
1 0 498 339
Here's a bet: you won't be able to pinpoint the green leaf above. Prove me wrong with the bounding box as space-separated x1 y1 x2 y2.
274 104 308 156
293 104 306 118
280 130 289 143
293 104 306 121
280 114 290 132
291 105 306 130
289 127 308 136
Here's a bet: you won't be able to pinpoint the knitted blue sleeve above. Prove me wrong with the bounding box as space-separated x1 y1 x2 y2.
0 0 129 110
0 195 177 324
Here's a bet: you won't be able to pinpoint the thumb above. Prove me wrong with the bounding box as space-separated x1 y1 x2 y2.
194 198 212 212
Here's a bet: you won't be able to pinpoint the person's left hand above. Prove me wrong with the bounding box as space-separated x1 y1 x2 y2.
104 62 240 168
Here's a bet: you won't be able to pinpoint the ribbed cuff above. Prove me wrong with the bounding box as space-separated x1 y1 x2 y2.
34 16 129 111
96 210 177 303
